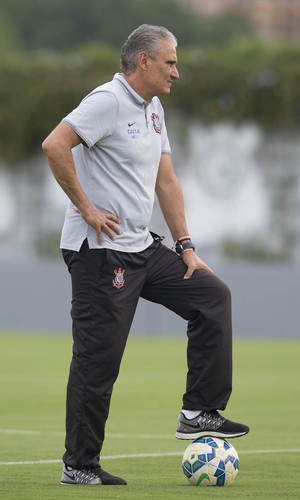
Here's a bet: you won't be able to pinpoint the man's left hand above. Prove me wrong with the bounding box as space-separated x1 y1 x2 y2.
181 249 213 279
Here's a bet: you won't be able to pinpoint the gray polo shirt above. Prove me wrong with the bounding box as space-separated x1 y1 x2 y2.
60 73 171 252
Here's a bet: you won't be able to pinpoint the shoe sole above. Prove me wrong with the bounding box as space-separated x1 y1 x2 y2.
61 479 126 486
175 430 249 440
61 478 102 485
61 480 101 485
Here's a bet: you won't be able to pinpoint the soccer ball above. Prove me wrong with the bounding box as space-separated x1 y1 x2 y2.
182 437 239 486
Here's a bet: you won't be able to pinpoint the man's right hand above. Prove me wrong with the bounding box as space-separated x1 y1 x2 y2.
75 206 121 245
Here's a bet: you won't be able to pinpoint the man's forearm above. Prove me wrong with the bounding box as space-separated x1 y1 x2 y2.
42 136 93 219
156 176 190 242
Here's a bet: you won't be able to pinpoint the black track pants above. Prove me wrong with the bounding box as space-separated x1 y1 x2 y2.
62 237 232 468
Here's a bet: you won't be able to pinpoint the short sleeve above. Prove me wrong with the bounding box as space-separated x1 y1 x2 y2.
62 91 118 148
160 118 171 154
153 98 171 155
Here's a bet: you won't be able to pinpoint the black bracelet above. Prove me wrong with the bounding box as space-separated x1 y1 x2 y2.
175 241 195 255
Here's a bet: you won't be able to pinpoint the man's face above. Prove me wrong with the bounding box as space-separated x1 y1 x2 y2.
145 39 179 99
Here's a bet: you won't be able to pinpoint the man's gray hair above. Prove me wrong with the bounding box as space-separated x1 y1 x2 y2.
120 24 177 75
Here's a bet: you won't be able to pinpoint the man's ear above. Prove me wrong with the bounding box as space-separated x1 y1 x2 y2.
137 51 149 71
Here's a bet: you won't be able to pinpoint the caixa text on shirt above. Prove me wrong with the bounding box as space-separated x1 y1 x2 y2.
127 128 141 139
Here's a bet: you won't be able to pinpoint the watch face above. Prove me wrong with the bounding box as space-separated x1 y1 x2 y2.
175 242 195 255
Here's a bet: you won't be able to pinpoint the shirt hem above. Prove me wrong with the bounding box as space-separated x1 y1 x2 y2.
60 235 154 253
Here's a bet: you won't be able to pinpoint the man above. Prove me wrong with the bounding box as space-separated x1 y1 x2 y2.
42 24 249 487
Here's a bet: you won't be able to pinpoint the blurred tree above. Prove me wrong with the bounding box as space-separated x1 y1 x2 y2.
2 40 300 164
198 13 255 44
0 11 20 53
0 0 254 51
0 47 118 162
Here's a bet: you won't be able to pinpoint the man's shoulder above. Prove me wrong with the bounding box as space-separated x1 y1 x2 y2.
150 96 165 115
84 78 124 102
152 95 163 105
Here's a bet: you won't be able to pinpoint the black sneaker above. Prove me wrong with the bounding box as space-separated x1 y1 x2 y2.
61 465 127 485
176 410 250 440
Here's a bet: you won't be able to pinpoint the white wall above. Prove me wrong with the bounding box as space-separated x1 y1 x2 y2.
0 259 299 338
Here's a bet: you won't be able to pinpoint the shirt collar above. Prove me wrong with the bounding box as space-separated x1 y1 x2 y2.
113 73 150 108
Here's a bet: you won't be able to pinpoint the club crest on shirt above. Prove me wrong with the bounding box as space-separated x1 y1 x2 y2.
112 268 126 289
151 113 162 134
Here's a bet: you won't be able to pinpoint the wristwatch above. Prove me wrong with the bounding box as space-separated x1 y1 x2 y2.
175 241 195 255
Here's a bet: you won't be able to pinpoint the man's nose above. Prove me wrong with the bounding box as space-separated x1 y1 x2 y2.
172 67 180 79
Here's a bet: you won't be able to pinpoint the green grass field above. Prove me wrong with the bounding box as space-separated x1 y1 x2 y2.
0 334 299 499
